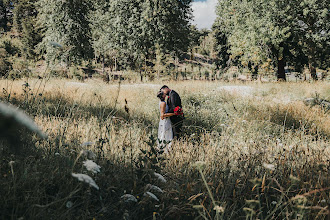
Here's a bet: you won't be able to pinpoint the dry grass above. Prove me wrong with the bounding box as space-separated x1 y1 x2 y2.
0 78 329 219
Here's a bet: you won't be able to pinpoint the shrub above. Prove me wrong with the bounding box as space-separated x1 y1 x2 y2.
0 48 12 77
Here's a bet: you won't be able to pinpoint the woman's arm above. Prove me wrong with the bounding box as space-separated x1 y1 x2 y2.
160 102 175 120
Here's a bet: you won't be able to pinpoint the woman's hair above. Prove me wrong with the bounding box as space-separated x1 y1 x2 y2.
157 90 165 101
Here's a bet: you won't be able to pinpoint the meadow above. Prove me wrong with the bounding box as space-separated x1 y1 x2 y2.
0 78 329 219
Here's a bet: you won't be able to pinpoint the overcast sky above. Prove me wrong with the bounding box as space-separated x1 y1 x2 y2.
191 0 217 30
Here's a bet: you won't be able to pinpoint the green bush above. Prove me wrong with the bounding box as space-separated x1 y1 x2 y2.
0 48 12 77
0 35 22 56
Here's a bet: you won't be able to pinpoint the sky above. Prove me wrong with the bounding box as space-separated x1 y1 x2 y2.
191 0 218 30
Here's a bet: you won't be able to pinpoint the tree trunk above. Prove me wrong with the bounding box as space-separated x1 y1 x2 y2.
277 58 286 81
252 65 258 80
2 4 8 32
309 63 317 80
139 70 143 82
114 56 117 72
307 39 318 80
102 55 105 75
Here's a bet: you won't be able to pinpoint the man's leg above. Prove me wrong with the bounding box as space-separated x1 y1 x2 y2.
173 120 183 139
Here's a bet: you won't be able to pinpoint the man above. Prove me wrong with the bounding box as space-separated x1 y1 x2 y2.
160 85 184 139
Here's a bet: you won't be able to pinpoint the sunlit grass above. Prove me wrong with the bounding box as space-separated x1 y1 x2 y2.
0 78 329 219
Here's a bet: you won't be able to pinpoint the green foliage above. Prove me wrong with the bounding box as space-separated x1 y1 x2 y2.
0 34 21 56
0 0 11 32
215 0 329 80
13 0 41 59
0 48 12 76
90 0 192 72
38 0 93 65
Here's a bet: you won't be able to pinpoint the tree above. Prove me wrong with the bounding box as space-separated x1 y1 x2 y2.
38 0 93 65
215 0 329 81
212 23 230 70
216 0 292 80
0 0 11 32
289 0 329 80
90 0 192 80
13 0 41 59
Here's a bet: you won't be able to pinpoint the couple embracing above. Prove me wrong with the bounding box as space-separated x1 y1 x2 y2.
156 85 184 152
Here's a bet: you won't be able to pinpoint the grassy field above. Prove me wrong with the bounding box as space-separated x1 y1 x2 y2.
0 78 329 219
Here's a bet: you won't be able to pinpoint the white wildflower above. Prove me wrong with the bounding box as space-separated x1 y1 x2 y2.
214 206 225 213
49 41 63 48
193 161 206 170
81 142 95 146
66 201 73 208
72 173 99 190
278 143 283 147
121 194 137 203
271 201 277 205
242 120 247 123
263 163 275 171
144 192 159 202
146 184 163 193
83 160 101 173
0 102 47 139
8 161 15 166
55 152 60 156
154 172 166 183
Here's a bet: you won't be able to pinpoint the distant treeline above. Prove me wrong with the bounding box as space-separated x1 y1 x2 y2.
0 0 329 81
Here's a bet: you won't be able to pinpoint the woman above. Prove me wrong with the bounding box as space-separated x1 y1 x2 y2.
157 91 175 153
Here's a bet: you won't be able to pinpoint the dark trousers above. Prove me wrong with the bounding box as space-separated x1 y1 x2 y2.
171 118 183 139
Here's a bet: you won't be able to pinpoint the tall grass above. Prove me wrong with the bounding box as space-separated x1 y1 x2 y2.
0 78 329 219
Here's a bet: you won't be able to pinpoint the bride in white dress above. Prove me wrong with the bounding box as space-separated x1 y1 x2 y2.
157 91 175 153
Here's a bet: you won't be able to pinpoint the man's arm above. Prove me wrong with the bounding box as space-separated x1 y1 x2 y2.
170 92 181 110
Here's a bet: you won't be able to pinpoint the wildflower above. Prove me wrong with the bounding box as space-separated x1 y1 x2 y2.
81 142 95 146
289 175 300 183
49 41 63 48
55 152 60 156
0 102 47 139
292 195 307 204
193 161 206 170
263 163 275 171
214 205 225 213
146 184 163 193
271 201 277 205
72 173 99 190
8 161 15 166
154 172 166 183
121 194 137 203
242 120 247 123
66 201 73 208
193 205 204 210
83 160 101 173
144 192 159 202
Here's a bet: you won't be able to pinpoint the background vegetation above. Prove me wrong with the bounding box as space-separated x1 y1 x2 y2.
0 0 329 81
0 0 329 219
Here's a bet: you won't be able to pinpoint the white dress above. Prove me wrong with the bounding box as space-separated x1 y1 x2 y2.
158 101 173 153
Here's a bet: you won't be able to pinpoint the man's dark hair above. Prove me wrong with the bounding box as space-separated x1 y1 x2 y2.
160 85 168 90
